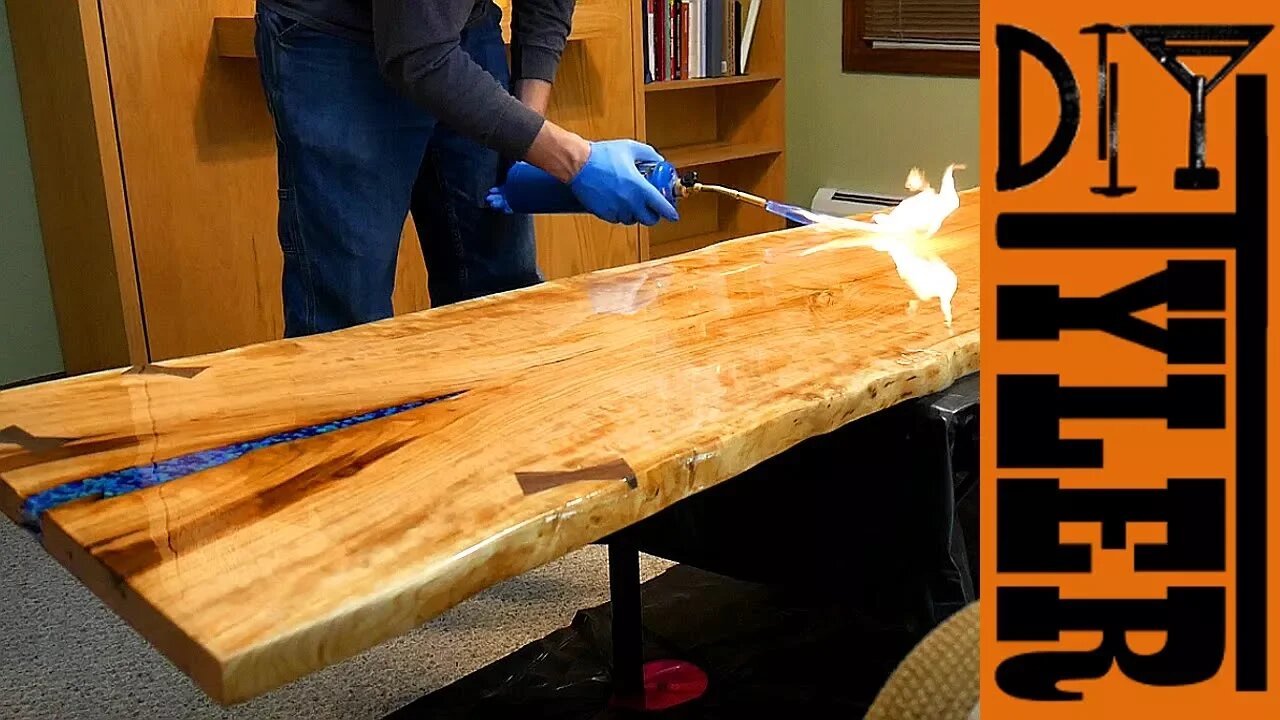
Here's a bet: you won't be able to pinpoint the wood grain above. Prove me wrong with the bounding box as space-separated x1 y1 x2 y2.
1 191 980 705
5 0 148 372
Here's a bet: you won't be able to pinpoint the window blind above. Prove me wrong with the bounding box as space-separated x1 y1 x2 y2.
861 0 980 48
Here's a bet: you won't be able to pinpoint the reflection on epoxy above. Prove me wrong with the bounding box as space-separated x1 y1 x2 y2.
796 164 965 328
586 267 673 315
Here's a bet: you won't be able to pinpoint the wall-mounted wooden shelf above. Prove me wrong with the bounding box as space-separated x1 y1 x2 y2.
212 17 256 58
644 72 781 93
214 1 612 59
664 140 783 168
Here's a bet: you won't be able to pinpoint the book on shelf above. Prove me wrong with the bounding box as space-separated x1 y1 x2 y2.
642 0 760 83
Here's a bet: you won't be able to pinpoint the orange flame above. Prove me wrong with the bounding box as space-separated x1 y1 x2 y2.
798 164 965 328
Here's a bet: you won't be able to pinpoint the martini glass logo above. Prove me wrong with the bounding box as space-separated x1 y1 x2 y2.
1129 25 1272 190
996 23 1272 194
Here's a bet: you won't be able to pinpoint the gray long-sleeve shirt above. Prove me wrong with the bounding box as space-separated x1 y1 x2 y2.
261 0 575 159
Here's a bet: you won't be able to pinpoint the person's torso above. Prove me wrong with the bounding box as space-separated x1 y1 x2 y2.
260 0 490 41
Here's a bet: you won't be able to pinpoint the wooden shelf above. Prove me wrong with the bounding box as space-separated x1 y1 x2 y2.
662 141 783 169
213 17 256 58
214 3 607 59
644 73 782 92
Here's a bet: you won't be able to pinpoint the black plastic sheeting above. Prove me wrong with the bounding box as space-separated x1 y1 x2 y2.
388 373 981 719
389 564 923 718
607 371 980 630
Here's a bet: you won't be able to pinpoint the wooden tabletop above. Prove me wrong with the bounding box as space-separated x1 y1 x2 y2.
0 190 980 704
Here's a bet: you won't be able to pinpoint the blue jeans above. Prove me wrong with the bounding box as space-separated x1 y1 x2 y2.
254 2 542 337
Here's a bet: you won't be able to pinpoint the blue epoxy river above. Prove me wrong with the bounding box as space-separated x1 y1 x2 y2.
20 395 458 527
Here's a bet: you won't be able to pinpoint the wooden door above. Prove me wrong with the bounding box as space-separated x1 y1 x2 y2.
100 0 282 361
99 0 638 362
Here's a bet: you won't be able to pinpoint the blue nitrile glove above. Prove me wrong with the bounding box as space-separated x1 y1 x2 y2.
569 140 680 226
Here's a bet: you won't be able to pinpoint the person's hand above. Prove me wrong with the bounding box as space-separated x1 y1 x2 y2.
568 141 680 226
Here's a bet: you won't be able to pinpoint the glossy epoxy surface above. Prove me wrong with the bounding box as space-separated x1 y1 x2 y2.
0 191 980 703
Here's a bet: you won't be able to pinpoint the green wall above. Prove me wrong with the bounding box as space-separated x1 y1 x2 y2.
0 0 63 384
0 0 64 385
786 2 980 205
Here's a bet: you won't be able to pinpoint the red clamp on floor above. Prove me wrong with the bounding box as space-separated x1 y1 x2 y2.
608 660 709 712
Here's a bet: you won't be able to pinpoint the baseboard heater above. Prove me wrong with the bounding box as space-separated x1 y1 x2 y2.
810 187 903 216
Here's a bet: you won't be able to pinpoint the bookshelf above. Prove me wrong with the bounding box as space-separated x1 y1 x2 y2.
634 0 787 260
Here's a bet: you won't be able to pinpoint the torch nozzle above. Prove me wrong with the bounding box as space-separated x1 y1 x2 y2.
682 182 770 208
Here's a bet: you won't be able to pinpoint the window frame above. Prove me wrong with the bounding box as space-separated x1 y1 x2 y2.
841 0 980 77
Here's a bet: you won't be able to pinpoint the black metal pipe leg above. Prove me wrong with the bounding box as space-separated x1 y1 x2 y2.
609 542 645 703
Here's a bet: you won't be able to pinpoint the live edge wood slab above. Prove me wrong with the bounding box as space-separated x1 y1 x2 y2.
0 190 979 704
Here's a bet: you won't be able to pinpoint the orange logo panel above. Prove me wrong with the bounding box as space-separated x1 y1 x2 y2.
981 0 1279 716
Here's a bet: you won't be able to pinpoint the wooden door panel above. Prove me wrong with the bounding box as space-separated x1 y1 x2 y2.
101 0 282 360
